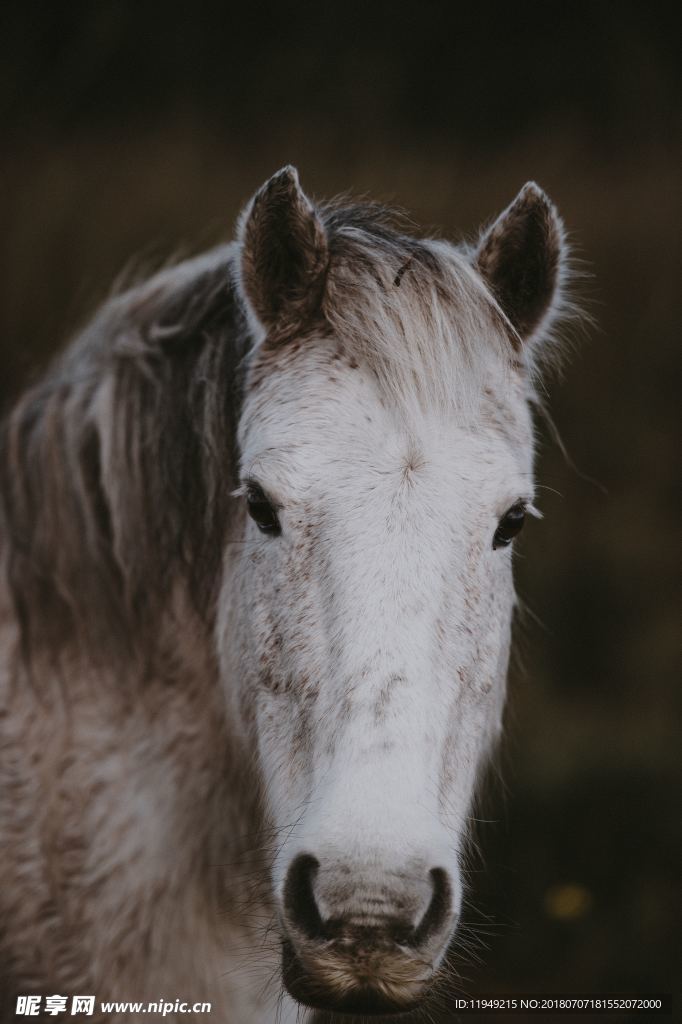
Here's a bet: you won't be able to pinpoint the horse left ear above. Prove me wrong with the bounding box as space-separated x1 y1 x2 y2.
238 166 328 338
475 182 566 345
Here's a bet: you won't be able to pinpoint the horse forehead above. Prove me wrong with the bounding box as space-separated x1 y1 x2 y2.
243 352 527 463
242 418 527 511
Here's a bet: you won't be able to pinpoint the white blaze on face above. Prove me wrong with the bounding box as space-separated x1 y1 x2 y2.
228 336 534 919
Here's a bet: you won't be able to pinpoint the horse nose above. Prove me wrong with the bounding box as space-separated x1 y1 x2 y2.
282 853 456 1013
284 852 453 949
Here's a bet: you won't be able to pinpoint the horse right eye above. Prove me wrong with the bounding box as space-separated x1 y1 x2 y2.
246 484 281 536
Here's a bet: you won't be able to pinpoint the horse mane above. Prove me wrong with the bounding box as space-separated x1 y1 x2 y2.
0 201 518 672
0 245 249 670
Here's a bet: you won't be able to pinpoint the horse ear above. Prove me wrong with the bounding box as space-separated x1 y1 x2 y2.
475 182 566 345
238 166 328 337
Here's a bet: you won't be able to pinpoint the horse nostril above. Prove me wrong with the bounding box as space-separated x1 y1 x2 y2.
284 856 454 951
284 854 324 940
409 867 453 948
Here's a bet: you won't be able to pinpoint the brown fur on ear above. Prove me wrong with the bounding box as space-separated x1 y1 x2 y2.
238 166 328 336
475 182 565 344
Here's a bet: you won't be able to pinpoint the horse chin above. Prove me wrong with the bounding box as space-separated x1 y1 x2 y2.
281 936 435 1017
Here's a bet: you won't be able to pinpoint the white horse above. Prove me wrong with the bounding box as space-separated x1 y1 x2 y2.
0 168 571 1021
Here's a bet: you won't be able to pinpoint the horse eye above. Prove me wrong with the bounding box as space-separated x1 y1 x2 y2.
493 501 526 550
245 484 281 536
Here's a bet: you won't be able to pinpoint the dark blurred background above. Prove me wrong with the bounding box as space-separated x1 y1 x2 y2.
1 0 679 1012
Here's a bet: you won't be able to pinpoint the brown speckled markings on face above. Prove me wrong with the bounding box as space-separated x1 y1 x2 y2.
373 673 407 724
0 167 574 1020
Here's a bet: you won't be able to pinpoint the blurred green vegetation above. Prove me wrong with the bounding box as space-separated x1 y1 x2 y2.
1 0 679 1008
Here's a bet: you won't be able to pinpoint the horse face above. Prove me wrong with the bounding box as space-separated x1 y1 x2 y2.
223 339 533 1014
218 167 565 1015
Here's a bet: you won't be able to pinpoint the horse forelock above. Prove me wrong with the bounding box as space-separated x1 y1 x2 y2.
317 203 517 419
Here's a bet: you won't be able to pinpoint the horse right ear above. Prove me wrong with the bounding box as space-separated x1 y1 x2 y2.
237 166 329 338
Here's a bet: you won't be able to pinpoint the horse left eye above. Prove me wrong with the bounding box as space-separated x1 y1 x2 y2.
493 501 526 549
246 484 281 536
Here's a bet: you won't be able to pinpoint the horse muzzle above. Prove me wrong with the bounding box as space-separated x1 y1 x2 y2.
280 853 456 1015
